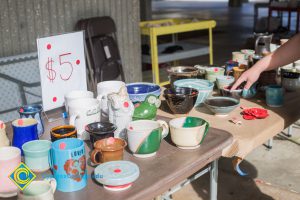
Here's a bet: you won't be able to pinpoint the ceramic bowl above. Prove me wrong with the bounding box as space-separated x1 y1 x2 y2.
216 75 235 90
169 116 209 149
164 87 198 114
281 68 300 91
220 86 242 99
205 67 225 83
126 82 161 103
242 82 258 99
167 66 200 86
204 97 240 116
173 79 214 107
85 122 117 147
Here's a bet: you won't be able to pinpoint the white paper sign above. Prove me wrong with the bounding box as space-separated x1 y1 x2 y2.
37 31 87 111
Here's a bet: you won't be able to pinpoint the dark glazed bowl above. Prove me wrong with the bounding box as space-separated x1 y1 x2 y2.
85 122 117 146
167 66 200 87
163 87 198 114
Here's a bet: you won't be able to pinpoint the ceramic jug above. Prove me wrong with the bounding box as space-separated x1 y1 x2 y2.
254 33 273 56
107 86 134 139
0 121 9 147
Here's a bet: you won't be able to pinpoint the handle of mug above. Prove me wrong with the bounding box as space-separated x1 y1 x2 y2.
91 149 102 165
199 122 210 144
69 113 79 126
96 94 104 106
255 36 263 50
157 120 169 139
44 178 57 193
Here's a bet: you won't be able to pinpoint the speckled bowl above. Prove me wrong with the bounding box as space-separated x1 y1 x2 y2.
126 82 161 103
204 97 240 116
164 87 198 114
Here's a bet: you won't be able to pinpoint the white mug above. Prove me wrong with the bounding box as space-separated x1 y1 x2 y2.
68 98 101 140
64 90 94 112
96 81 126 121
18 178 56 200
232 51 248 66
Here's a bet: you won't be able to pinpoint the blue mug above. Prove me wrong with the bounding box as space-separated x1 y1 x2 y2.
50 138 87 192
12 118 38 155
266 85 284 107
19 104 44 137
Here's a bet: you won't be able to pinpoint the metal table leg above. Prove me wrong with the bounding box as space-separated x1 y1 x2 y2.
287 126 293 137
210 159 218 200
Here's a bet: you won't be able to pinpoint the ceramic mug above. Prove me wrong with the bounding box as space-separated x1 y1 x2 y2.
0 146 21 198
0 121 9 147
169 116 209 149
64 90 94 112
12 118 38 155
50 125 77 142
233 67 246 80
49 138 87 192
126 120 169 158
85 122 117 147
68 98 101 140
18 104 44 137
97 81 126 121
22 140 52 173
17 178 56 200
266 85 284 107
232 51 247 65
91 137 127 164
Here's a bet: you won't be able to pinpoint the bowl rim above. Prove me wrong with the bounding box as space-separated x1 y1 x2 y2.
163 87 199 97
174 78 214 89
126 82 161 95
204 96 240 108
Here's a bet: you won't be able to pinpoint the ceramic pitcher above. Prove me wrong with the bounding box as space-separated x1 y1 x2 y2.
0 121 9 147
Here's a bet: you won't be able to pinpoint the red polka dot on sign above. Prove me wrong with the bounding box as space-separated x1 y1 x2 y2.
53 97 57 102
114 169 122 173
47 44 51 50
76 59 80 65
59 142 66 150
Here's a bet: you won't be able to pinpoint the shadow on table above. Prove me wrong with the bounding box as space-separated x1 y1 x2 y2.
181 158 274 200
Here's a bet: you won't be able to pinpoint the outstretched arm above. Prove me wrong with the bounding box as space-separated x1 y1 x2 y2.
232 33 300 90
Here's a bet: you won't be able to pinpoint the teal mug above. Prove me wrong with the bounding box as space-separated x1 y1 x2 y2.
22 140 52 173
266 85 284 107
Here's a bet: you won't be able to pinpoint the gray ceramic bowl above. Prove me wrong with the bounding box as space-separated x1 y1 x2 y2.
220 86 242 99
204 97 240 116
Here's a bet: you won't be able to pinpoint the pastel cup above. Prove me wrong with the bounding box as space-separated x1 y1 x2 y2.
127 120 169 158
0 146 21 198
90 137 127 165
12 118 38 155
205 67 225 83
169 117 209 149
64 90 94 112
22 140 52 173
17 178 56 200
266 85 284 107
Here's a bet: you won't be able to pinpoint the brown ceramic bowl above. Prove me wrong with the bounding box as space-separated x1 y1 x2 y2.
164 87 198 114
167 66 200 87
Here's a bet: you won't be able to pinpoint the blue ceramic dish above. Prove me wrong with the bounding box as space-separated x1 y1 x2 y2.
204 97 240 116
174 79 214 107
242 82 258 99
126 82 161 103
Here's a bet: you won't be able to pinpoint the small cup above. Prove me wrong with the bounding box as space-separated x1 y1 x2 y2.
91 137 127 165
126 120 169 158
22 140 52 173
233 67 245 80
50 125 77 142
17 178 56 200
266 85 284 107
85 122 117 147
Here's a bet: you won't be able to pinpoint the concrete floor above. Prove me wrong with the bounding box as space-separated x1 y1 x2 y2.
142 1 300 199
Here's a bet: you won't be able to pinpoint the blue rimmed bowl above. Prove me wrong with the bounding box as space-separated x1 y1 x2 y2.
173 79 214 107
126 82 161 103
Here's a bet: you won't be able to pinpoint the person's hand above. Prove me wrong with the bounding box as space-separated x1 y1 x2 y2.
231 68 261 90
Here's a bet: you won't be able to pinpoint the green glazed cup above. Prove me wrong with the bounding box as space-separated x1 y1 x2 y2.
22 140 52 172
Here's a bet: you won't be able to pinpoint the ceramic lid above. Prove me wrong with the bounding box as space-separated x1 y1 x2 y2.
94 161 140 186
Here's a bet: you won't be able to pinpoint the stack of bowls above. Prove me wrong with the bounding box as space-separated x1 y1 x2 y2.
173 79 214 107
126 82 161 103
164 87 198 114
167 66 199 86
216 75 235 91
205 67 225 83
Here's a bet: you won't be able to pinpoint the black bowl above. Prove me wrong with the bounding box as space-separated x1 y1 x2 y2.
85 122 117 146
163 87 198 114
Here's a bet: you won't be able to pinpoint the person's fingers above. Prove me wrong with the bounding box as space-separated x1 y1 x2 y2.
231 76 245 90
244 81 253 90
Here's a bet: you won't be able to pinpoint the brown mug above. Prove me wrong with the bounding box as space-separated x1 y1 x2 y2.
50 125 77 142
90 137 127 164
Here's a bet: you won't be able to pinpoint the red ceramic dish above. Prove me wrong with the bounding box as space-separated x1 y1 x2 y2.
242 108 269 120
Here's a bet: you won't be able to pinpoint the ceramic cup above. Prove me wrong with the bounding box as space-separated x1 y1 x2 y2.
18 104 44 137
232 51 247 65
17 178 56 200
50 138 87 192
91 137 127 165
64 90 94 112
126 120 169 158
169 117 209 149
22 140 52 173
205 67 225 83
97 81 126 121
50 125 77 142
85 122 117 147
68 98 100 140
12 118 38 155
233 67 246 80
266 85 284 107
0 146 21 198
